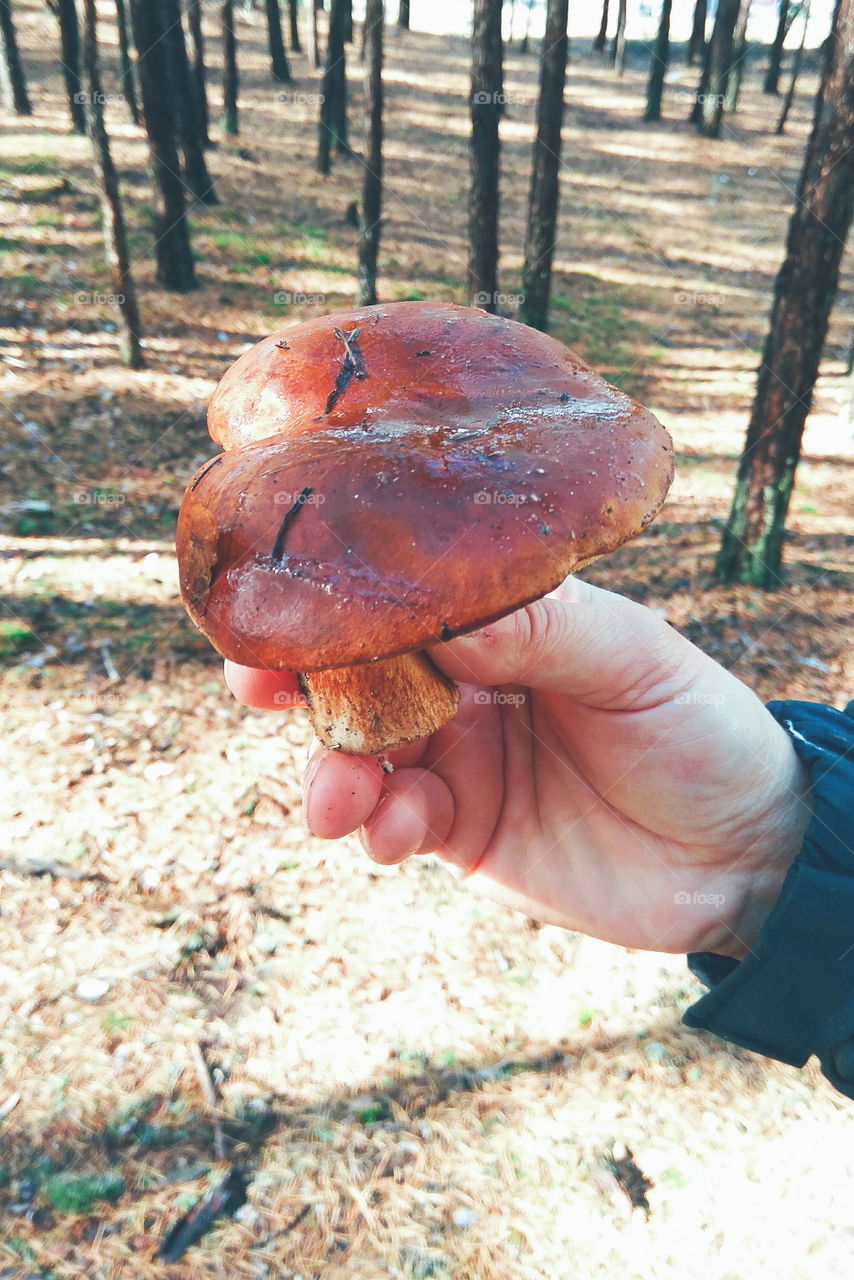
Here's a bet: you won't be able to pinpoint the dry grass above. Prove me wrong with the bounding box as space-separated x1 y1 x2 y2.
1 2 854 1277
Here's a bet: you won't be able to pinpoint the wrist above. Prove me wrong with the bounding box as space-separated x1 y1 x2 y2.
703 740 813 960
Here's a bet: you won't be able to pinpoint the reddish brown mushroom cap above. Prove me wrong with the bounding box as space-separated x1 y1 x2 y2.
176 302 674 673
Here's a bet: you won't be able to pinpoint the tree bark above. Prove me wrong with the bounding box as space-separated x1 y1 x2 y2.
0 0 31 114
265 0 291 80
357 0 383 306
129 0 196 290
776 0 811 133
163 0 217 201
185 0 210 147
644 0 673 122
307 0 320 67
287 0 301 51
698 0 740 136
520 0 534 53
519 0 568 331
687 0 707 64
717 0 854 587
114 0 140 124
398 0 409 29
764 0 790 93
55 0 87 133
317 0 349 172
468 0 502 310
611 0 627 73
594 0 609 52
81 0 144 368
724 0 751 113
343 0 353 41
221 0 239 134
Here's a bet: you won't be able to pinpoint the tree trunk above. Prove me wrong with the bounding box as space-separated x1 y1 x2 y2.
81 0 144 368
185 0 210 147
307 0 320 67
265 0 291 79
776 0 810 132
764 0 789 93
163 0 217 201
519 0 568 332
0 0 31 114
724 0 751 113
317 0 349 171
357 0 383 306
594 0 609 52
55 0 87 133
698 0 740 136
687 0 707 64
611 0 627 73
114 0 140 124
129 0 196 290
287 0 301 50
644 0 673 122
468 0 502 310
398 0 409 29
221 0 239 134
520 0 534 52
717 0 854 587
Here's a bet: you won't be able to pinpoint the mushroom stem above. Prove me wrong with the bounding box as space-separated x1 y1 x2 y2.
299 650 460 755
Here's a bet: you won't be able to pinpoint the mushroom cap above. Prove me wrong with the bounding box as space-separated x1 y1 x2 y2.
176 302 673 672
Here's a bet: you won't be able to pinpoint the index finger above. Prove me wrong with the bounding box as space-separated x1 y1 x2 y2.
223 660 305 710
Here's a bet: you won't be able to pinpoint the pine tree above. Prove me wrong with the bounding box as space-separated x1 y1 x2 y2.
697 0 740 137
594 0 609 52
185 0 210 147
764 0 791 93
265 0 291 80
0 0 31 114
162 0 217 202
52 0 87 133
317 0 349 172
468 0 502 310
114 0 140 124
81 0 143 367
724 0 752 113
611 0 627 73
644 0 673 122
717 0 854 586
221 0 239 134
687 0 707 64
357 0 383 306
519 0 568 331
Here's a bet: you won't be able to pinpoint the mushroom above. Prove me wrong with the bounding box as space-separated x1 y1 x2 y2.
176 302 674 755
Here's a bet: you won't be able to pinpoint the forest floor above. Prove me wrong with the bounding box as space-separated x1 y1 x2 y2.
1 3 854 1278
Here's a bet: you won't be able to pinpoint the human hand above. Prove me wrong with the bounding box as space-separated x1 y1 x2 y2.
225 577 812 958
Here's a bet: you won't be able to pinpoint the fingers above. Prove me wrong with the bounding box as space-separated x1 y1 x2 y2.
428 576 691 709
360 768 455 865
224 660 304 710
303 750 385 840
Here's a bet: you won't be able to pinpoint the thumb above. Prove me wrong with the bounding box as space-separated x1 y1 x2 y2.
428 576 694 704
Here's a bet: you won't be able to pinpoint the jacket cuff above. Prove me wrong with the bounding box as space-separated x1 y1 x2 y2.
682 700 854 1093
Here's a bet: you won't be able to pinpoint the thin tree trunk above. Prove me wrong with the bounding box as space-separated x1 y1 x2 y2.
308 0 320 67
687 0 707 64
717 0 854 586
317 0 349 171
81 0 143 368
468 0 502 310
724 0 751 113
55 0 87 133
764 0 789 93
611 0 627 73
698 0 740 136
0 0 31 114
343 0 352 41
265 0 291 79
594 0 609 52
163 0 217 201
776 0 810 133
186 0 210 147
287 0 301 50
397 0 409 29
129 0 196 290
357 0 383 306
114 0 140 124
520 0 534 53
221 0 239 133
644 0 673 122
519 0 568 332
689 24 711 120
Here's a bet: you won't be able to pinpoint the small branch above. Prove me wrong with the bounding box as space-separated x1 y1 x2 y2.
189 1039 226 1162
325 326 366 412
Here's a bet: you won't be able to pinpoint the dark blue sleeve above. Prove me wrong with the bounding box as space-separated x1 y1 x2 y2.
682 700 854 1097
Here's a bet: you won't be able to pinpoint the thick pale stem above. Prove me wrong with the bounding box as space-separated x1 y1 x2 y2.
299 650 460 755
